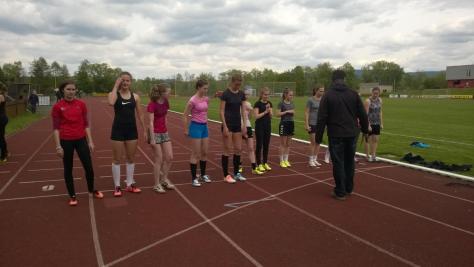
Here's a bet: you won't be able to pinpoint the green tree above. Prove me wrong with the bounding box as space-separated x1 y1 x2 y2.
361 60 404 89
339 62 359 89
75 59 93 93
30 57 52 92
2 61 25 83
315 62 334 89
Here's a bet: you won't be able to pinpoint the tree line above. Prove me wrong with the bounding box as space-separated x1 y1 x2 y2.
0 57 448 96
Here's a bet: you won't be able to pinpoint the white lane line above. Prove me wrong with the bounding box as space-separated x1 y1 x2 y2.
0 171 11 174
27 167 83 172
98 163 146 168
360 171 474 204
136 145 263 267
224 197 276 208
19 178 82 184
245 181 420 267
99 173 152 179
89 193 105 267
34 159 80 163
0 133 53 196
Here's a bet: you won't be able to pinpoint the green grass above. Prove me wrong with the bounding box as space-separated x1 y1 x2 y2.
6 109 48 136
141 95 474 177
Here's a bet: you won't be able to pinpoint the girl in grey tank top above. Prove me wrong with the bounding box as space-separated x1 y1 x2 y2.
364 87 383 162
305 86 325 167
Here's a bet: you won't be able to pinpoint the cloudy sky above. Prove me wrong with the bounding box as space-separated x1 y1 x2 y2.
0 0 473 78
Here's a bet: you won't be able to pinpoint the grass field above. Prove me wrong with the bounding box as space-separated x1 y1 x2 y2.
149 95 474 177
6 110 46 136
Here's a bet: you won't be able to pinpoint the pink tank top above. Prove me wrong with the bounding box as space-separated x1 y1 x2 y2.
189 95 208 123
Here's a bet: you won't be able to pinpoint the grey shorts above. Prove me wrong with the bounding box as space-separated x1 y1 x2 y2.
154 132 171 144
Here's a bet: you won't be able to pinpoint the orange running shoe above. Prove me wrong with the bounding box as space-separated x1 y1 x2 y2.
93 190 104 199
69 197 78 206
126 185 142 193
113 187 123 197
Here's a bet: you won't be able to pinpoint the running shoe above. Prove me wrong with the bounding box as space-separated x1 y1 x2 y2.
234 173 247 181
113 187 123 197
69 197 78 206
252 168 264 175
161 179 175 190
309 160 317 167
126 184 142 193
239 167 243 173
285 160 292 167
367 156 374 162
331 191 346 201
93 190 104 199
153 184 166 193
201 175 212 183
192 179 202 187
314 160 322 166
263 163 272 171
280 161 288 168
257 164 266 172
224 175 236 184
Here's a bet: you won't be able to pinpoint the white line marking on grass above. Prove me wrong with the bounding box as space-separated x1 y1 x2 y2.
19 178 82 184
0 133 53 196
382 131 474 147
361 171 474 204
89 194 105 267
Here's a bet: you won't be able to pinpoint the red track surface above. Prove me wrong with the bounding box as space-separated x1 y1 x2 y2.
1 97 473 267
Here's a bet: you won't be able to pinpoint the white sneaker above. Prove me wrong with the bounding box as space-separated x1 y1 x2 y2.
314 160 322 166
309 160 317 167
201 175 211 183
234 173 247 181
367 156 374 162
192 179 201 187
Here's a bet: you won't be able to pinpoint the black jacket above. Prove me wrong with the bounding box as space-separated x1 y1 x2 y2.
315 82 368 143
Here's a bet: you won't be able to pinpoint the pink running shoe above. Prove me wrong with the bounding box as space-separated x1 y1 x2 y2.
93 190 104 199
113 187 123 197
69 197 78 206
224 175 236 184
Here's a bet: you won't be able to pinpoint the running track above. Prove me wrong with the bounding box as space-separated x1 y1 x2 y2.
1 97 473 267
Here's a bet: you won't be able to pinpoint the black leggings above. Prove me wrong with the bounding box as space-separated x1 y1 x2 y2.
61 138 95 197
255 124 271 165
0 116 8 160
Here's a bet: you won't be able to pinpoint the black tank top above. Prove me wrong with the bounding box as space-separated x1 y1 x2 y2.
0 99 6 118
112 91 136 128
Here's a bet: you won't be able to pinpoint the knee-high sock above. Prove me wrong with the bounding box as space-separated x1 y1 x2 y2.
112 163 121 187
126 163 135 186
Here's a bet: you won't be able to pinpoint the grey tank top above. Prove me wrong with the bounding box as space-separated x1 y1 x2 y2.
368 97 381 125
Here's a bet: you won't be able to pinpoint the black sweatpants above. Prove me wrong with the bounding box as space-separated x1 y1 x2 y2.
328 136 358 197
61 137 95 197
0 116 8 160
255 123 271 165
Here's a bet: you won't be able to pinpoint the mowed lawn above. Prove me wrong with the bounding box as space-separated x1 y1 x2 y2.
145 96 474 177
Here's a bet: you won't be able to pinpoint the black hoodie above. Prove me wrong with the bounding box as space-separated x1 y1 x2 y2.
315 82 368 144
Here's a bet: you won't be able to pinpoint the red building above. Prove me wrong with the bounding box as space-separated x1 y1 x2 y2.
446 64 474 88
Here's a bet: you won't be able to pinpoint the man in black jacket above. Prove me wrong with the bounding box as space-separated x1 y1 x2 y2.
316 70 368 200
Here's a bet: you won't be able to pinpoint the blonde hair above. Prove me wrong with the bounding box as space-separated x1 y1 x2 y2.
149 83 169 102
259 87 270 101
282 88 292 100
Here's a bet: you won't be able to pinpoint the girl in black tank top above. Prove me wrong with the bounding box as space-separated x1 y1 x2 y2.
113 90 137 128
108 72 146 196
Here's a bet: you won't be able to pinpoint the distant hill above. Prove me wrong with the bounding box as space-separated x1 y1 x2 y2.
354 70 443 78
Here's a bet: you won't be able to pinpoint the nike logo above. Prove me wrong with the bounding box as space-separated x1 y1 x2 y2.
122 102 130 105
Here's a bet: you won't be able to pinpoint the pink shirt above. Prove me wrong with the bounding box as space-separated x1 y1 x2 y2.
147 99 169 133
188 95 208 124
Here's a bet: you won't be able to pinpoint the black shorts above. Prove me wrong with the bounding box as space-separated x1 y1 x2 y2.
369 124 381 136
279 121 294 136
308 125 317 134
111 125 138 141
221 124 242 133
243 127 254 139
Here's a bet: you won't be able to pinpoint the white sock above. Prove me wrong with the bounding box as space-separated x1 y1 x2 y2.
284 154 289 161
126 163 135 186
112 163 121 187
280 155 284 162
309 155 315 162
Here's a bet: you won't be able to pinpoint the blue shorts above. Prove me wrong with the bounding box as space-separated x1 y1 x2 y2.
189 121 209 139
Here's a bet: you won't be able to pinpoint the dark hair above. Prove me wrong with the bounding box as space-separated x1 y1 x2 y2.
195 79 209 90
282 88 292 100
59 80 76 94
259 87 270 101
149 83 169 102
312 85 323 96
231 73 243 82
372 86 381 92
332 69 346 82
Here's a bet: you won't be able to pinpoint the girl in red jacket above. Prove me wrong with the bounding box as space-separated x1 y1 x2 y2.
52 80 103 206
